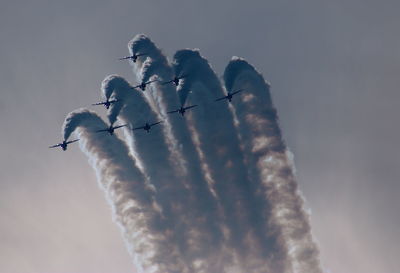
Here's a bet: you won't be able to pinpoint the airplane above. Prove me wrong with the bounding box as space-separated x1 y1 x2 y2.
167 104 198 116
95 124 128 135
215 89 245 102
132 121 163 133
118 52 146 63
162 74 187 86
132 79 158 91
92 98 118 109
49 139 79 151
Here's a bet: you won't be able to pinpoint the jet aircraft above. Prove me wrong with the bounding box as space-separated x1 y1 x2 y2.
95 124 127 135
133 79 157 91
118 52 146 63
215 89 245 102
167 104 198 116
49 139 79 151
132 121 163 133
92 98 118 109
162 74 187 86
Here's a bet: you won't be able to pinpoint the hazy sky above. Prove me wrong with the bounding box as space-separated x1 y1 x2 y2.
1 0 399 272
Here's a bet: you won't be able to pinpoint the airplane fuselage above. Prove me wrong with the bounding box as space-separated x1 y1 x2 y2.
168 105 196 116
173 78 179 85
104 127 115 135
144 124 151 132
50 139 79 151
61 142 67 151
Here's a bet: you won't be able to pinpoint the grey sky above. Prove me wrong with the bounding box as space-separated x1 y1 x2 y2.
1 0 399 272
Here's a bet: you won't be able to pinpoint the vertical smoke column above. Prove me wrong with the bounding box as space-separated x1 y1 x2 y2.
102 75 192 269
224 57 323 273
62 109 186 273
128 36 226 272
128 35 171 110
127 35 213 198
102 75 220 272
128 34 186 177
173 50 286 273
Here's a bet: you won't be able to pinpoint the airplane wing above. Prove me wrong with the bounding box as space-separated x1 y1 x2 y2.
161 79 174 85
184 105 198 110
167 109 180 114
231 89 244 95
92 102 105 106
95 128 109 133
215 96 227 101
113 124 128 129
132 84 141 89
132 126 145 131
49 143 61 148
150 121 162 127
146 79 158 84
118 56 132 60
66 139 79 145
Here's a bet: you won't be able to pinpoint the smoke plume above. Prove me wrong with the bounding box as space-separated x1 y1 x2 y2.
101 74 226 272
62 109 187 273
172 49 289 272
60 36 323 273
224 57 323 273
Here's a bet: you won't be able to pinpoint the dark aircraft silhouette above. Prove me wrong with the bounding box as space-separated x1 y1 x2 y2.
215 89 245 102
49 139 79 151
167 104 198 116
162 74 187 86
92 98 118 109
133 79 157 91
118 52 146 63
132 121 163 133
95 124 127 135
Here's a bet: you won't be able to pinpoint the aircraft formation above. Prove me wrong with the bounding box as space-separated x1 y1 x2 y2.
50 52 245 151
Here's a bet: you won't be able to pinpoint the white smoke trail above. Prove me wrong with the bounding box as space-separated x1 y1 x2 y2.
128 36 234 272
127 34 223 223
101 75 225 272
62 109 187 273
127 35 219 213
223 57 323 273
172 49 288 272
102 74 191 251
61 35 323 273
128 34 186 177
